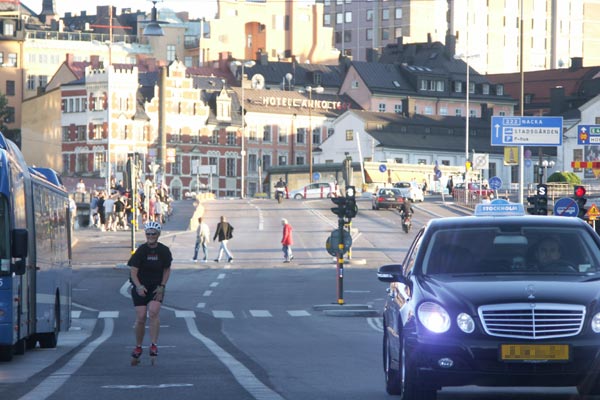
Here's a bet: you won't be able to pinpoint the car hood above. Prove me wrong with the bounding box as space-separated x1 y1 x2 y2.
419 275 600 311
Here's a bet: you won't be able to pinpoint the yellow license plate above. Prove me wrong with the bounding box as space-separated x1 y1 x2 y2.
500 344 570 361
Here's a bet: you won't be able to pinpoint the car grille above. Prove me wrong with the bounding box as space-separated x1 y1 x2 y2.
478 303 586 339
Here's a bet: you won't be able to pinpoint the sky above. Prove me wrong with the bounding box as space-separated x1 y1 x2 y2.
28 0 218 20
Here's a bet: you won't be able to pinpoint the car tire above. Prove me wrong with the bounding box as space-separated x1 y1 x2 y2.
294 194 304 200
401 341 437 400
383 329 403 395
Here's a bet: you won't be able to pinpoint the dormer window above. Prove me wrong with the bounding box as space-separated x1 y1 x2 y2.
454 81 462 93
496 84 504 96
482 83 490 95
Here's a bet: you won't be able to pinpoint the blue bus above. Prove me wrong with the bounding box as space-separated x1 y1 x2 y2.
0 133 71 361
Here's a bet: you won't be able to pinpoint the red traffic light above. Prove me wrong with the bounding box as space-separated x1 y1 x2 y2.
574 185 586 198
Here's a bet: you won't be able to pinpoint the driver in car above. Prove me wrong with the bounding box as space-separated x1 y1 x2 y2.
534 236 567 271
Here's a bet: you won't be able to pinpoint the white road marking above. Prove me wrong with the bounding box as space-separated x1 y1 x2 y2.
102 384 194 389
71 310 82 319
203 290 212 296
175 310 196 318
18 318 114 400
210 282 219 288
212 310 234 319
249 310 272 317
287 310 310 317
184 317 284 400
217 273 226 279
98 311 119 319
196 302 206 308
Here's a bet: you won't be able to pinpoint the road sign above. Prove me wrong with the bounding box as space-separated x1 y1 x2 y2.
577 125 600 145
313 172 321 181
553 197 579 217
586 203 600 221
379 164 387 173
473 153 489 170
488 176 502 190
491 116 563 146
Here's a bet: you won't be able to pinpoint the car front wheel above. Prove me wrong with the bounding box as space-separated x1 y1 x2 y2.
294 194 304 200
383 329 402 395
401 340 437 400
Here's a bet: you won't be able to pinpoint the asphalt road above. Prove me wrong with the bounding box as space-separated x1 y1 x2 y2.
0 195 594 400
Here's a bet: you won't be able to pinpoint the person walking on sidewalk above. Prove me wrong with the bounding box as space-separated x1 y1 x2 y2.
128 221 172 364
213 215 234 263
192 217 210 263
281 218 294 263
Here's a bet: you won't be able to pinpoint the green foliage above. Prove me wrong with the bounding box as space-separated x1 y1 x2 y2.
547 172 581 184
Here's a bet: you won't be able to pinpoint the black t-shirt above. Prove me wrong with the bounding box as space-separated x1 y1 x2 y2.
127 242 172 287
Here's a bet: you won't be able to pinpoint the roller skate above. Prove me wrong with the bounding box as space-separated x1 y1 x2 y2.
131 345 142 366
149 343 158 366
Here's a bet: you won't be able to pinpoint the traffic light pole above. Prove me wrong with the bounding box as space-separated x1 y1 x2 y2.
336 217 345 305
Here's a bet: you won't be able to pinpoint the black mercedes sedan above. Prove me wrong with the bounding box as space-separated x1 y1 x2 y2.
377 204 600 399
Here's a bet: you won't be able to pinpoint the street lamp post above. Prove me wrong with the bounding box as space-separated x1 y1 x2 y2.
305 85 323 183
233 60 256 199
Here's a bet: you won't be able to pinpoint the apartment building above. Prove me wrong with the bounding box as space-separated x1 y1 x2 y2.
320 0 599 74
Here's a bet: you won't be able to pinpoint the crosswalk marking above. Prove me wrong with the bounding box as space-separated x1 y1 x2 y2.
175 310 196 318
210 282 219 288
203 290 212 296
98 311 119 318
212 310 234 318
249 310 272 317
217 273 226 279
287 310 311 317
71 310 82 319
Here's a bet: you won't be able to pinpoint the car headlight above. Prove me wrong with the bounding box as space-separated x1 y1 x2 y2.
456 313 475 333
418 302 451 333
591 312 600 333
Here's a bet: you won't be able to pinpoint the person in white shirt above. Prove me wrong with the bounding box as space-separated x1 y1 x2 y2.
192 217 211 263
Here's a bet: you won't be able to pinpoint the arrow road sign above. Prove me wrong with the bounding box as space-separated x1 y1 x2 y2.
553 197 579 217
577 125 600 145
491 116 563 146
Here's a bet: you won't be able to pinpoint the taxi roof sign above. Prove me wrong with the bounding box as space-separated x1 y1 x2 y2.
475 203 525 217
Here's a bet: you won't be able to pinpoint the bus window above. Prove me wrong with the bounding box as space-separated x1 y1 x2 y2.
0 198 8 273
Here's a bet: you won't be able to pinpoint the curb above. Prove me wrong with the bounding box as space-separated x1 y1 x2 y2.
313 303 379 317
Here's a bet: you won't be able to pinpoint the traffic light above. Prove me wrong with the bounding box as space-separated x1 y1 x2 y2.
331 197 347 218
536 184 548 215
573 185 588 219
344 186 358 219
526 195 539 215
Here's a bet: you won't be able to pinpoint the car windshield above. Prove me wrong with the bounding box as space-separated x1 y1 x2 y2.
395 182 411 188
422 227 600 275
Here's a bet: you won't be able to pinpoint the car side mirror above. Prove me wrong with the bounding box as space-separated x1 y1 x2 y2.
377 264 408 284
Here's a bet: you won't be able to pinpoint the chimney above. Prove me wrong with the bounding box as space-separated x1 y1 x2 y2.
90 55 100 69
444 32 456 59
570 57 583 70
66 53 74 65
550 86 566 115
427 33 432 45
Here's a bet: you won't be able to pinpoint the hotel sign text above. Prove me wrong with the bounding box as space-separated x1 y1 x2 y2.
260 96 351 111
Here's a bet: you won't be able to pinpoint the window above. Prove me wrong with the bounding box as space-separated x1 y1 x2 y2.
62 126 70 141
226 132 236 145
263 125 272 142
395 27 402 38
436 81 444 91
3 22 14 36
278 155 287 166
296 155 305 165
296 128 305 144
496 85 504 95
327 128 334 138
77 125 86 140
38 75 48 88
6 80 14 96
248 126 257 142
482 84 490 95
381 28 389 40
366 9 373 21
191 129 200 143
7 53 16 67
209 156 217 169
382 8 390 20
312 127 321 145
171 129 181 143
439 107 448 115
168 155 180 175
395 8 402 19
335 31 342 44
378 103 386 112
226 158 236 177
262 154 271 170
424 106 434 115
351 80 359 89
248 153 257 173
470 109 477 118
344 30 352 42
345 130 354 141
167 45 176 62
93 152 104 172
210 130 219 144
454 81 462 92
93 124 103 139
324 14 331 26
26 75 35 90
394 104 402 114
455 108 462 117
345 11 352 23
366 28 373 40
336 13 343 24
279 125 288 143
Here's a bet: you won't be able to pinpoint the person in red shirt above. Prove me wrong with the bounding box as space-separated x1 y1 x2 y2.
281 218 294 263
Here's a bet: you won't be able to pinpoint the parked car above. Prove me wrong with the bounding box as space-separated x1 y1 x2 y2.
452 182 494 199
377 204 600 398
289 182 338 199
394 181 424 202
372 188 404 210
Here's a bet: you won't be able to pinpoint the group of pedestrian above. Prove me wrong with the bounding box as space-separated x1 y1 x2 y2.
191 215 236 263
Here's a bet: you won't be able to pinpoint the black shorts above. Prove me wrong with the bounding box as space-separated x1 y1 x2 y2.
131 284 164 306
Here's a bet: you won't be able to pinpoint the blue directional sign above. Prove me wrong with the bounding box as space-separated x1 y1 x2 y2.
488 176 502 190
313 172 321 181
577 125 600 145
553 197 579 217
491 116 563 146
379 164 387 173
